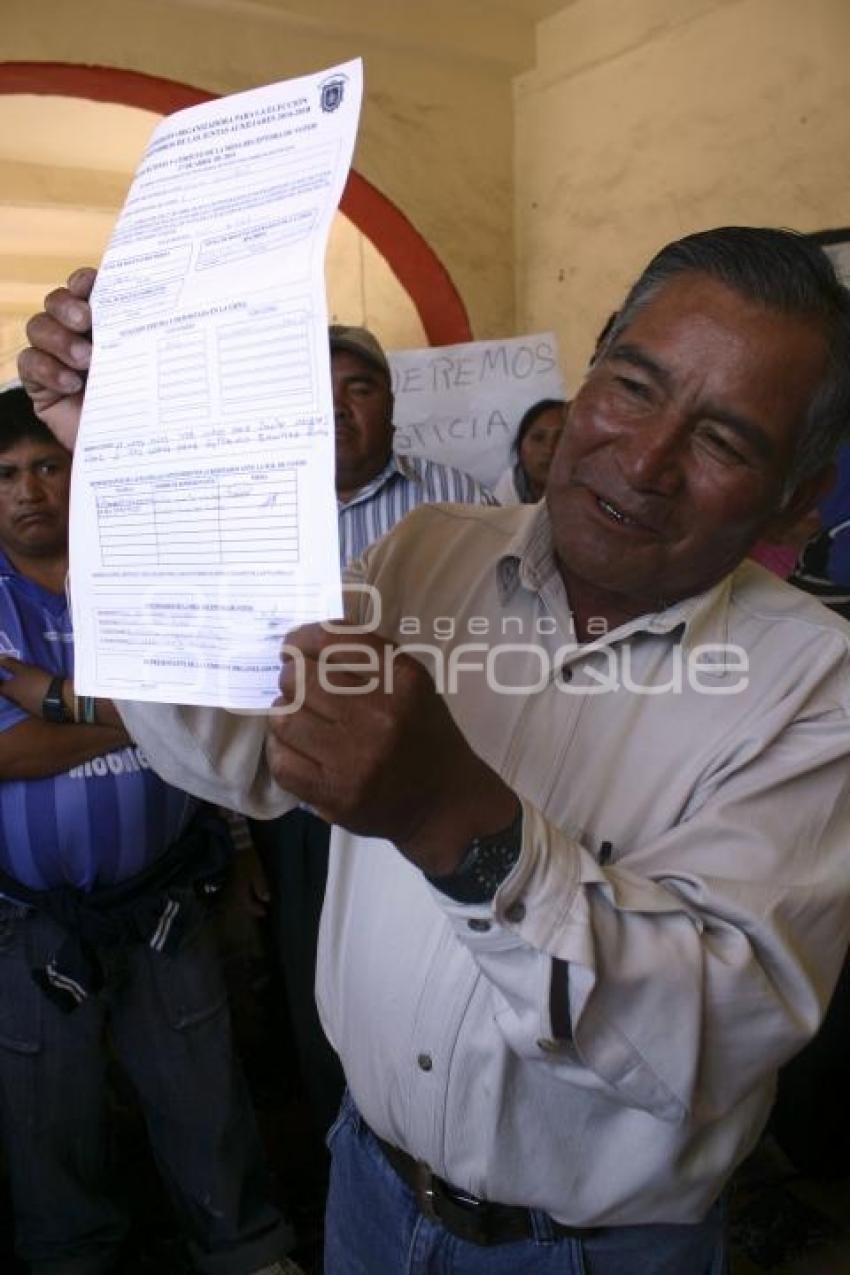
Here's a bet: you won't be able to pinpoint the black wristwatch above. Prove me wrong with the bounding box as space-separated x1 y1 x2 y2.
426 806 523 904
42 675 70 723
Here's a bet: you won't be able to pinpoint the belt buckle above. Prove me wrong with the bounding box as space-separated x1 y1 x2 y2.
413 1160 440 1224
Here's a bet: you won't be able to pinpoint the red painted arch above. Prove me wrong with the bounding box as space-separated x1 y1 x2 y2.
0 60 472 344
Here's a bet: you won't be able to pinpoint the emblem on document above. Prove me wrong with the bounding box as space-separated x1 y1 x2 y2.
319 74 347 113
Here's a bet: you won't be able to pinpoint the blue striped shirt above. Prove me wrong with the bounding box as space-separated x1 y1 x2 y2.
338 454 494 568
0 551 195 890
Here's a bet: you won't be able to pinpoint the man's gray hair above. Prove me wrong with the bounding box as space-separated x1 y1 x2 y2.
599 227 850 485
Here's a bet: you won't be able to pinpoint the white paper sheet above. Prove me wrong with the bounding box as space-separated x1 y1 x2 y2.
70 61 362 709
388 333 566 490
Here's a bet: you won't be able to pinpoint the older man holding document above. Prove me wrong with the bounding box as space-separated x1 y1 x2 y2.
21 226 850 1274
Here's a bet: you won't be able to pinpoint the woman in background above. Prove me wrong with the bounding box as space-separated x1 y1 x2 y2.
494 397 568 504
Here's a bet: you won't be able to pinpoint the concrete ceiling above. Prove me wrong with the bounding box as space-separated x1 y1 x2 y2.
155 0 569 71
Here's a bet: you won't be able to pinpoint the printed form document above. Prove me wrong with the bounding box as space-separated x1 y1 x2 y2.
70 61 362 709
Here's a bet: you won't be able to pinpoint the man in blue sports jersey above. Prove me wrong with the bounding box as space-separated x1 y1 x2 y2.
0 387 301 1275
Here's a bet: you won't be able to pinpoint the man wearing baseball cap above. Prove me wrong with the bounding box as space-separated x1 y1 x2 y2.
248 322 494 1183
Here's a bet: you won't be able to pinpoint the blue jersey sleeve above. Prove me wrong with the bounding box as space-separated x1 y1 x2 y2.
0 582 32 734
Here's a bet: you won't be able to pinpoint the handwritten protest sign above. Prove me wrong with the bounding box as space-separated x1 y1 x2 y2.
388 332 566 490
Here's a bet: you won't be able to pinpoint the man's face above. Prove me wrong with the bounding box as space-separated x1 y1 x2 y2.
0 438 71 563
331 348 394 500
546 272 830 628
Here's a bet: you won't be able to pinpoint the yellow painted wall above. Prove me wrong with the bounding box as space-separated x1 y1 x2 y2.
515 0 850 383
1 0 520 340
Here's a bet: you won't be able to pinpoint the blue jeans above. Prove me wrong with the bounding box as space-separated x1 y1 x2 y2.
324 1094 729 1274
0 898 292 1275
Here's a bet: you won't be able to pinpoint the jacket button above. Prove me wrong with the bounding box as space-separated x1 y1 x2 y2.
417 1053 433 1072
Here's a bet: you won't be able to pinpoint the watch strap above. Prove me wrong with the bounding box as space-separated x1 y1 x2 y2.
42 674 69 723
426 806 523 904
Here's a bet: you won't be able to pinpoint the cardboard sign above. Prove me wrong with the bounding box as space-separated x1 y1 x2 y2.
388 332 567 490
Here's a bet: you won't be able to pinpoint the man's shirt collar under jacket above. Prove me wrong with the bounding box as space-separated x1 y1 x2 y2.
337 453 419 512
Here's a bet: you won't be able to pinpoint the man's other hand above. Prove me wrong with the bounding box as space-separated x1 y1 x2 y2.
18 267 97 451
265 624 519 877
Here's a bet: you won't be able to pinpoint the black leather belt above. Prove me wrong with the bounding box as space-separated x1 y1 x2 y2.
374 1130 597 1247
